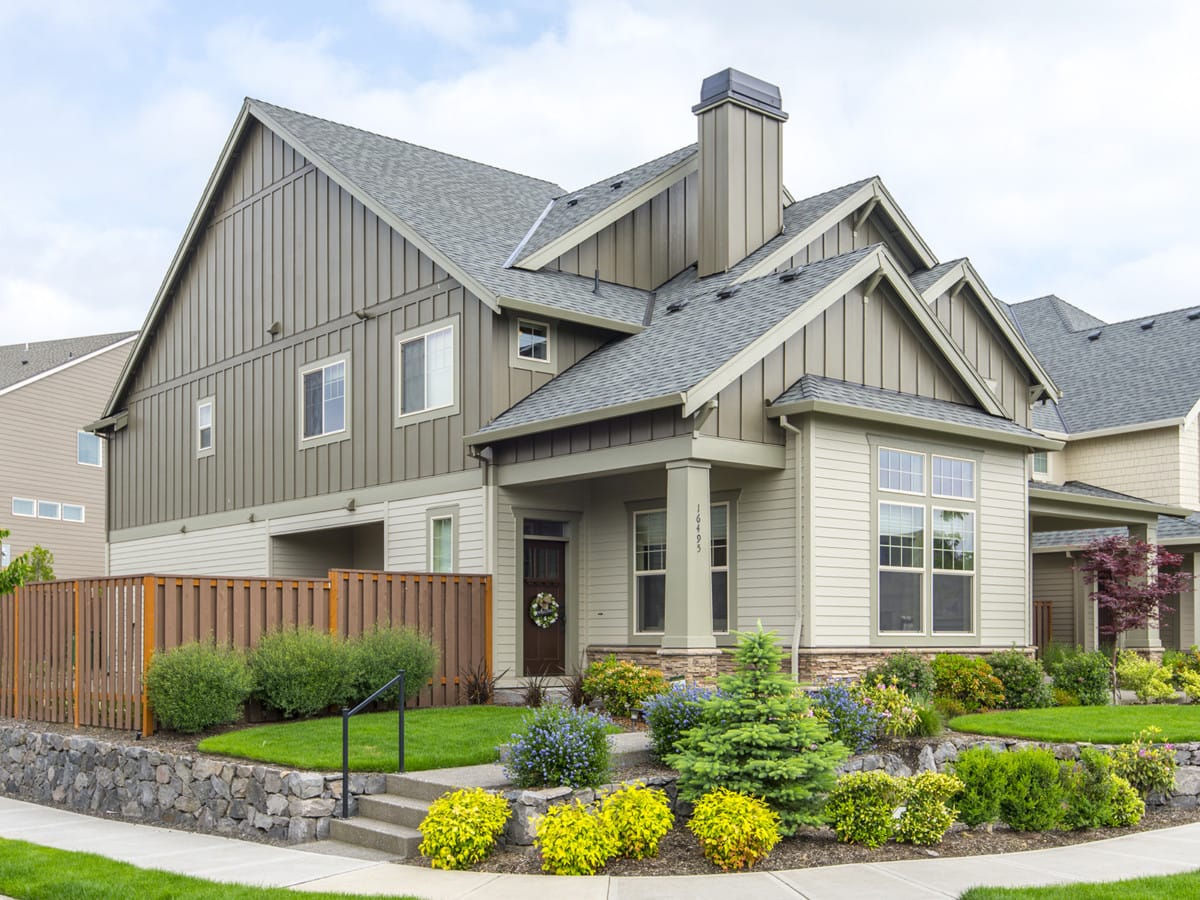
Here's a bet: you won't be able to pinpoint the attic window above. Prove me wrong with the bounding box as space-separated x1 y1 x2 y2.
1140 319 1155 330
1087 329 1102 341
715 286 740 301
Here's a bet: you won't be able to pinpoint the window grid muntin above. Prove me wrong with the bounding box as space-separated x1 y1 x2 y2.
879 448 925 494
932 508 976 572
932 455 975 500
879 502 925 569
1032 451 1048 475
301 360 347 439
517 319 549 361
399 325 454 417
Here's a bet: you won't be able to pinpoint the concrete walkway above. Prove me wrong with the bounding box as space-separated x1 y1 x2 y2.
1 796 1198 899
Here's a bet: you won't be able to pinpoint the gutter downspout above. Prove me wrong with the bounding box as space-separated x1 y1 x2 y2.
779 414 804 682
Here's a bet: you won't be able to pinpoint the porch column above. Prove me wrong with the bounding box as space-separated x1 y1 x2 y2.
661 460 716 650
1182 553 1200 650
1123 523 1163 653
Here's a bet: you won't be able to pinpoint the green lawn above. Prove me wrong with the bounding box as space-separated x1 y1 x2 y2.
949 705 1200 744
960 869 1200 899
0 837 417 900
198 705 530 772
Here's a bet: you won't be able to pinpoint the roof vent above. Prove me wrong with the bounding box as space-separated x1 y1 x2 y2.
610 180 624 190
778 267 803 282
1087 329 1102 341
1140 319 1155 330
1189 309 1200 321
666 300 688 314
715 286 740 301
566 197 578 207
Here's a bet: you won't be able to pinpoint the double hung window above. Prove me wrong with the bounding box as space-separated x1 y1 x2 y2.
399 325 454 417
301 360 346 440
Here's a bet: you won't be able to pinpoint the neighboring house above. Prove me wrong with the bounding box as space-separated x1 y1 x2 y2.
1010 295 1199 654
93 69 1078 682
0 333 135 578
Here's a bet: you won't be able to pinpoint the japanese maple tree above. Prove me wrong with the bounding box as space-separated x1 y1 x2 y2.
1077 535 1193 704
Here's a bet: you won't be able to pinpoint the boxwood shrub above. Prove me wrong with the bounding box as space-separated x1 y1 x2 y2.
249 626 349 718
145 641 252 733
345 625 438 706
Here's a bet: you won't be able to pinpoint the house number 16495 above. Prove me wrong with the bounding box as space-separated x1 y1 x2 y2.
696 505 703 553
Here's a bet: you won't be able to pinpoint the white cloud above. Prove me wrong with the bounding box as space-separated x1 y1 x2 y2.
371 0 516 47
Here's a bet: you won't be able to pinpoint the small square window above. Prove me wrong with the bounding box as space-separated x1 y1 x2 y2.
517 320 548 361
1032 451 1048 475
77 431 102 467
11 498 35 517
62 504 85 523
37 500 61 520
197 399 214 455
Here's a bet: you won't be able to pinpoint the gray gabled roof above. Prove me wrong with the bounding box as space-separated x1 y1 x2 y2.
908 259 964 294
0 332 135 392
1010 294 1200 433
511 144 698 267
771 374 1040 438
778 177 875 237
475 247 876 435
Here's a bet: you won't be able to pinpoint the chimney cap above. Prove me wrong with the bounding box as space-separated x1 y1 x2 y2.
693 68 788 121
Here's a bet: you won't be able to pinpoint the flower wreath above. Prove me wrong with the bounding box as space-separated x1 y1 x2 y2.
529 592 559 629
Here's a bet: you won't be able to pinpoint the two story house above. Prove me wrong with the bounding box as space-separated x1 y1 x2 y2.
93 69 1083 682
1011 295 1199 655
1 333 134 578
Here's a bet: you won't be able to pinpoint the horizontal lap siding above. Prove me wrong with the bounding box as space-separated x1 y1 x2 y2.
979 447 1029 646
1065 427 1185 508
727 448 796 633
386 489 486 572
1033 553 1077 645
108 522 269 576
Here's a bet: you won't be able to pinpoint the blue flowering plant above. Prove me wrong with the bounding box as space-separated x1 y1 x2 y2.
504 704 613 788
811 682 883 753
643 682 720 761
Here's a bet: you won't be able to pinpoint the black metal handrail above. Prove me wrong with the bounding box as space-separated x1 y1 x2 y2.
340 669 405 819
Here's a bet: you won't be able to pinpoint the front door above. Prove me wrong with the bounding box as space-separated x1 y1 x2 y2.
523 539 566 675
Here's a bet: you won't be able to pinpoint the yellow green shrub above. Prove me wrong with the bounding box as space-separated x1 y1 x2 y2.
601 782 674 860
417 788 510 871
534 800 618 876
825 771 901 847
895 772 963 845
687 788 780 871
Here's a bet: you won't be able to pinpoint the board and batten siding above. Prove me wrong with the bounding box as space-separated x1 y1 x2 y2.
108 120 507 533
931 288 1031 428
0 342 131 578
546 172 698 291
492 408 693 467
773 210 920 276
1032 552 1078 646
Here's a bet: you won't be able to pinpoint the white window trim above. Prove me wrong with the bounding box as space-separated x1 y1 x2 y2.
878 447 927 496
197 397 215 458
931 505 976 635
931 454 977 501
76 431 103 468
429 513 456 573
710 500 731 635
11 497 35 518
298 353 351 447
632 507 667 636
1031 450 1049 480
62 503 86 523
512 317 556 374
397 319 458 424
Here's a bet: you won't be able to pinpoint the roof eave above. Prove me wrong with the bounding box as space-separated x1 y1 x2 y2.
466 392 686 447
496 295 644 335
0 334 136 399
1028 486 1192 520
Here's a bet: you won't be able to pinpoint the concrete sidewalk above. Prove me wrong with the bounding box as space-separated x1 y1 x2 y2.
1 796 1198 899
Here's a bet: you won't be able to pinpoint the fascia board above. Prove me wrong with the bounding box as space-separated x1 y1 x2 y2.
103 104 256 418
466 392 686 446
1061 418 1187 440
1028 487 1192 520
682 250 884 417
873 179 937 268
768 398 1064 451
249 102 501 316
514 154 699 271
0 335 136 399
496 295 643 335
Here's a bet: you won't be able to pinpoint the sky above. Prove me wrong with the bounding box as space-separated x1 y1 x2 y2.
1 0 1198 343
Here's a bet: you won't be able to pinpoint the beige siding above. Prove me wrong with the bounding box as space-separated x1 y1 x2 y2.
548 171 698 291
108 120 497 532
108 521 269 576
731 442 797 633
0 342 131 578
978 446 1029 646
1182 418 1199 510
1064 426 1184 506
386 488 486 572
1033 552 1077 645
932 287 1031 427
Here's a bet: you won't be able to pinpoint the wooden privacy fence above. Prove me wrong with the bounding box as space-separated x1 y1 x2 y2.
0 569 491 735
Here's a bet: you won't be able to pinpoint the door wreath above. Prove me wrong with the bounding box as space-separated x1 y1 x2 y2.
529 592 559 628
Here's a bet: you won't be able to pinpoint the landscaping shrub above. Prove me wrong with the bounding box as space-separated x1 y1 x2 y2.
1039 642 1076 675
932 654 1005 712
643 682 718 760
534 800 618 875
668 626 848 835
504 704 611 788
812 682 882 753
988 650 1052 709
951 747 1006 827
932 696 969 720
1180 669 1200 702
825 771 901 848
911 704 943 737
581 655 668 717
863 650 935 700
460 658 506 705
1116 650 1158 694
1138 667 1178 703
850 680 920 737
687 788 781 871
560 669 587 708
895 772 963 845
1050 650 1110 706
1110 726 1178 797
601 782 673 860
1052 687 1081 707
997 748 1065 831
249 627 349 718
344 625 437 707
145 641 252 733
1060 748 1143 830
417 787 510 870
521 673 550 708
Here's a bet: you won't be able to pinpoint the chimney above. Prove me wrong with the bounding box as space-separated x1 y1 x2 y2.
693 68 787 277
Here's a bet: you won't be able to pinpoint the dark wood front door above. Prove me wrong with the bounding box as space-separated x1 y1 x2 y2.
523 539 566 675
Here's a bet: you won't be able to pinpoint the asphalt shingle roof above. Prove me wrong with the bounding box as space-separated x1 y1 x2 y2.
512 145 698 266
773 374 1040 438
0 333 134 392
1031 480 1164 504
479 247 877 433
1033 513 1200 549
908 259 963 295
1010 295 1200 433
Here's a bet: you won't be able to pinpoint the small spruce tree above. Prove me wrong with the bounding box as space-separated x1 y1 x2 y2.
667 624 848 835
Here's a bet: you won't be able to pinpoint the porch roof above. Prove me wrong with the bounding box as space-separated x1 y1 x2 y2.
1030 480 1193 540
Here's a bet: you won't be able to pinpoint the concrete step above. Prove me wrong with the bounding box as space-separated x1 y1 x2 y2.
386 764 510 802
356 793 431 829
328 817 422 857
